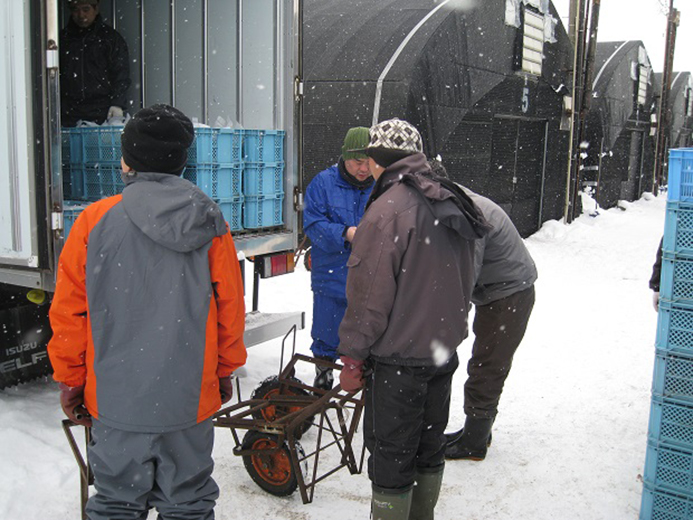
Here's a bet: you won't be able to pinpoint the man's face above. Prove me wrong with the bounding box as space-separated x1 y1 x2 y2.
70 3 99 28
344 157 371 182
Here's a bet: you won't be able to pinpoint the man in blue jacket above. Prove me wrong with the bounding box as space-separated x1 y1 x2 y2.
303 127 373 390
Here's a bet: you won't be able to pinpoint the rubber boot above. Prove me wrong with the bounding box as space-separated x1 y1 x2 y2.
444 429 492 447
409 466 444 520
444 416 494 460
313 355 335 392
372 484 413 520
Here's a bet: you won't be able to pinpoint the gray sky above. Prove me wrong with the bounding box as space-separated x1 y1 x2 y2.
552 0 693 74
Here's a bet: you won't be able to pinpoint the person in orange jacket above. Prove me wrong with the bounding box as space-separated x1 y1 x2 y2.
48 104 246 520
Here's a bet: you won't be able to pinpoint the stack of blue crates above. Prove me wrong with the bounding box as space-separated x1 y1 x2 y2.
63 125 125 201
241 130 285 229
183 128 244 231
641 148 693 519
60 126 286 236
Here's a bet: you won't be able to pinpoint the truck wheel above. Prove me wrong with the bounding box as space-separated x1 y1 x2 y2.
251 376 314 435
241 430 305 497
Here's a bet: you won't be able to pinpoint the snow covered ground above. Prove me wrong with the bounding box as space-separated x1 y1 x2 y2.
0 192 666 519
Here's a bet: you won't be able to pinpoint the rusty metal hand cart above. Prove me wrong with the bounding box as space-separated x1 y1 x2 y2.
213 329 367 504
63 327 367 516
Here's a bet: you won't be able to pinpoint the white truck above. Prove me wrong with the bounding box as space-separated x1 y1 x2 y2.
0 0 305 388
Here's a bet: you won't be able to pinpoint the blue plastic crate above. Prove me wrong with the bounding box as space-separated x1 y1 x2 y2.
640 482 693 520
664 202 693 258
63 203 88 239
188 128 243 164
217 198 243 232
668 149 693 203
660 255 693 305
243 162 285 196
63 128 81 164
62 163 75 200
656 301 693 356
61 129 71 164
183 163 242 201
649 396 693 449
644 440 693 496
68 126 124 165
654 350 693 404
188 128 215 164
242 130 285 163
217 129 243 163
81 165 125 201
243 194 284 229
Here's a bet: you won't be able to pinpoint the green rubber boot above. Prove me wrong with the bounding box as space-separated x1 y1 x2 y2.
372 485 412 520
409 466 444 520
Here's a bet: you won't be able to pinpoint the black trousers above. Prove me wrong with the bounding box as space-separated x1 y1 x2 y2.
364 354 459 490
464 285 535 419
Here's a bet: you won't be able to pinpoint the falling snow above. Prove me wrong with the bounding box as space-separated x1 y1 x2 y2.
0 192 665 519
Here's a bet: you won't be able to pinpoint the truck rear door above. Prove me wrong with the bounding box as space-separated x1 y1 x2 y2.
0 0 61 291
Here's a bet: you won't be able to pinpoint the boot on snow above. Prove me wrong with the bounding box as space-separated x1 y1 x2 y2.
445 416 494 461
444 428 492 448
313 355 335 392
372 484 412 520
409 466 444 520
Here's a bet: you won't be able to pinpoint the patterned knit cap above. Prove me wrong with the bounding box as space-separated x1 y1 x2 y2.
364 118 423 168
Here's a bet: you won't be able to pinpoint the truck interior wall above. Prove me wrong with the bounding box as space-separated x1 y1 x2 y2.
55 0 300 258
66 0 281 129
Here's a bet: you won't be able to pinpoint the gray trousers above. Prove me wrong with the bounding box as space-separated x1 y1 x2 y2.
86 418 219 520
464 285 536 419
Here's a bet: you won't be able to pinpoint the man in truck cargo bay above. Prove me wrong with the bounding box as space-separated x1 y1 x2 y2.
60 0 131 126
48 104 246 519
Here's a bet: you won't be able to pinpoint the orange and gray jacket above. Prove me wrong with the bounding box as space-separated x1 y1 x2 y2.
48 172 246 433
338 153 490 366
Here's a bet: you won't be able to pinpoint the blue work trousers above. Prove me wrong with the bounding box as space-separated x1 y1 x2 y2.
310 292 347 360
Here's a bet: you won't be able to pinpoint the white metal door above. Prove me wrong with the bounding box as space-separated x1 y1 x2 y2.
0 0 37 268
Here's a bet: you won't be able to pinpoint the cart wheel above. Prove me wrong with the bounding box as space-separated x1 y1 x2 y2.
241 430 305 496
251 376 314 434
304 248 312 272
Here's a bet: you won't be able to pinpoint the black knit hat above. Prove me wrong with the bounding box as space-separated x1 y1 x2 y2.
121 104 194 176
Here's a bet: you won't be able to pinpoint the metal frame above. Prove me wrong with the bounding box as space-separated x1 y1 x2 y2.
213 351 366 504
62 420 93 520
62 326 363 516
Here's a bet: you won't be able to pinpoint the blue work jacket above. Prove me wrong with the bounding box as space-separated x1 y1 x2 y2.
304 164 373 299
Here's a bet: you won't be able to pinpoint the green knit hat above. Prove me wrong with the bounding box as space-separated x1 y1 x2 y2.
341 127 370 161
